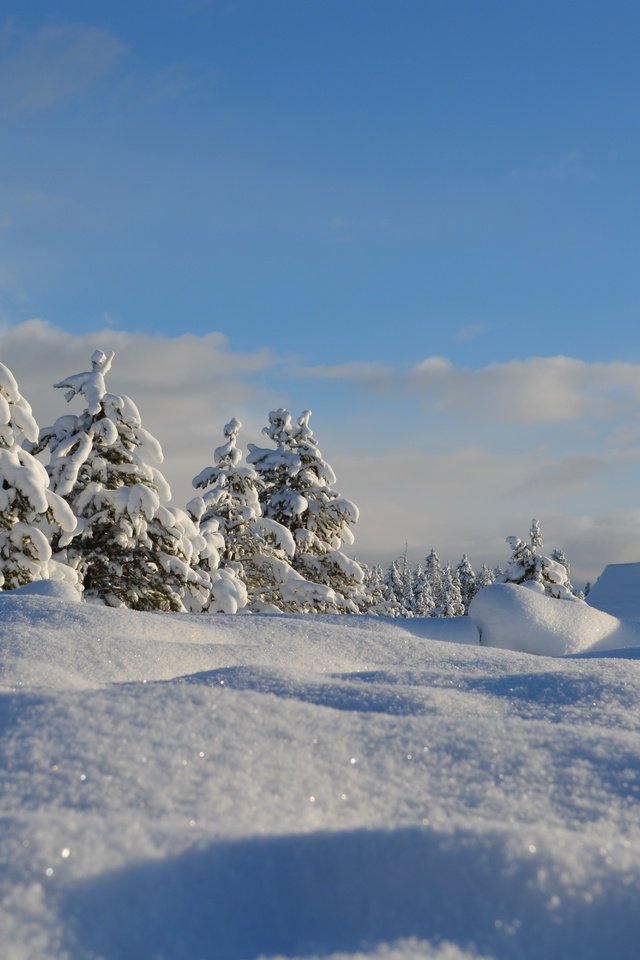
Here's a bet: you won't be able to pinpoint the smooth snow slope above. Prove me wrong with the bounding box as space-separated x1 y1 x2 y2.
587 563 640 621
1 591 640 960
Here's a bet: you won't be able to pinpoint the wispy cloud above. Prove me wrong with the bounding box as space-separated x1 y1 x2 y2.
332 443 640 581
0 23 127 115
291 361 395 392
409 355 640 424
510 452 618 498
455 323 488 342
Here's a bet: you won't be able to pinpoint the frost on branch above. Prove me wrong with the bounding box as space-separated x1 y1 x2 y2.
35 350 209 611
0 362 78 590
247 409 365 612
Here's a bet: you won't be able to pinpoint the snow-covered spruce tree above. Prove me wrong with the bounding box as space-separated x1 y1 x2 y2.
456 554 477 614
361 562 388 614
247 409 365 612
422 548 444 616
0 362 77 589
501 518 578 601
550 547 578 597
440 562 465 617
383 550 420 617
381 557 409 617
189 418 249 612
412 561 436 617
399 548 417 616
475 563 495 591
31 350 209 611
189 417 332 613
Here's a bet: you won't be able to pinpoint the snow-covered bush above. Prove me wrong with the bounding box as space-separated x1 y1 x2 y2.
31 350 209 611
247 409 365 612
501 518 579 601
0 362 77 590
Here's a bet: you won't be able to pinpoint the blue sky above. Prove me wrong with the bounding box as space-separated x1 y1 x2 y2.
3 1 640 581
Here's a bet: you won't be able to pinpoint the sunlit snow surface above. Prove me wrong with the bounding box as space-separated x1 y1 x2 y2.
1 587 640 959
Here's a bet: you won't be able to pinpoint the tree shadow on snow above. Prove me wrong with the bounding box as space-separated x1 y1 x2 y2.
61 824 640 960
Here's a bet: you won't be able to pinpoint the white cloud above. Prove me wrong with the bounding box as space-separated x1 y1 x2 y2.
546 509 640 584
333 443 640 584
414 356 452 375
291 361 395 392
510 452 610 498
0 23 127 115
410 355 640 424
3 322 640 584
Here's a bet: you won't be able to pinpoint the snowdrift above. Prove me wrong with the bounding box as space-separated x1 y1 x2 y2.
2 591 640 959
469 582 640 657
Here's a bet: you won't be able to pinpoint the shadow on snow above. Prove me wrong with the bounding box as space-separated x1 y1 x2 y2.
60 823 640 960
164 666 432 717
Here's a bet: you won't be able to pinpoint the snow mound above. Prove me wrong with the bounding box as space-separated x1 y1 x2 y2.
1 579 81 602
0 598 478 691
470 582 640 656
587 562 640 620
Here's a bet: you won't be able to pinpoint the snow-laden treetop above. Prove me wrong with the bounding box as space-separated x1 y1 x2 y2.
54 349 115 416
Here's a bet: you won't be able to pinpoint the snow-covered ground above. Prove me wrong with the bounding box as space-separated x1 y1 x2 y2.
2 584 640 959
